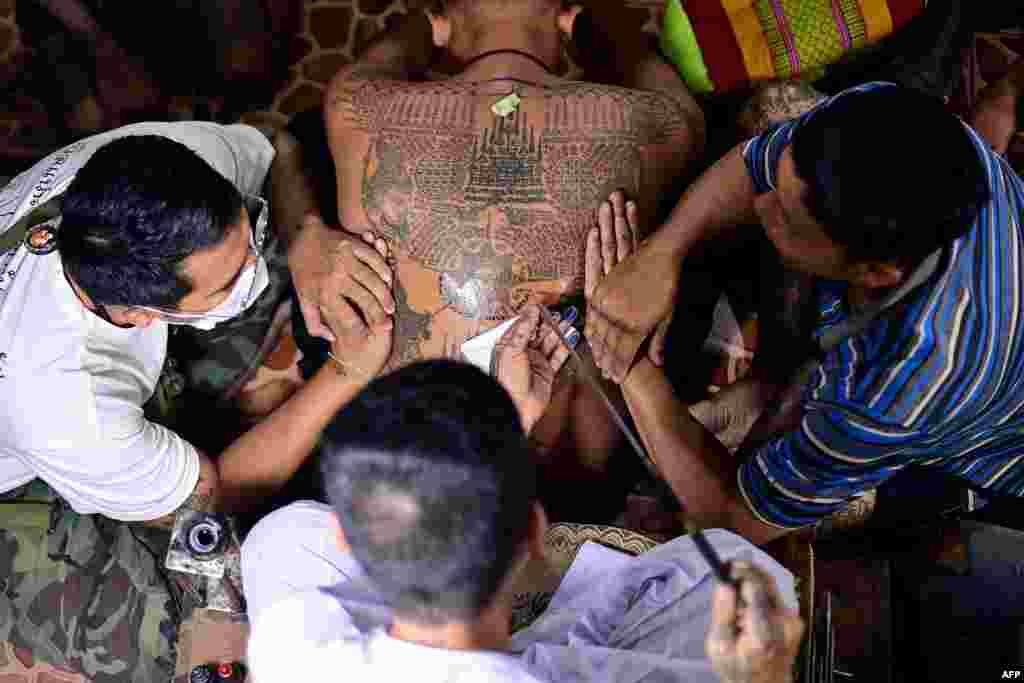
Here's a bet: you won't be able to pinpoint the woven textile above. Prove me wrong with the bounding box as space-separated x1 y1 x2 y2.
662 0 925 93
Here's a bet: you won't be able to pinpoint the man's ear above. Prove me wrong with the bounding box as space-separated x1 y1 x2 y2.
329 513 351 553
426 9 452 49
527 501 548 560
115 307 161 328
557 5 584 37
848 261 906 291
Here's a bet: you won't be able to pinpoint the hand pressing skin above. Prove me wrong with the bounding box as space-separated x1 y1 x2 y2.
584 192 678 383
706 561 805 683
289 212 395 343
585 189 669 379
318 231 395 380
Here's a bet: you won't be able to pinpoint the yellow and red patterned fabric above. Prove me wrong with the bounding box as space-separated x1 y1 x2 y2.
661 0 926 94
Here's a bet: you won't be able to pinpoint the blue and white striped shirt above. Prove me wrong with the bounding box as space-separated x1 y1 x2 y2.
738 83 1024 529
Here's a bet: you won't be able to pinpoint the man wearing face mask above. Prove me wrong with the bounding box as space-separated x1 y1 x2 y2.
0 122 395 523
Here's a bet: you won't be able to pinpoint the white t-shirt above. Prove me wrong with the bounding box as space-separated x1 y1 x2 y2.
244 502 798 683
0 122 274 520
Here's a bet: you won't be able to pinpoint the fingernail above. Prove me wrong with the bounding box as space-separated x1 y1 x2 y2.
567 329 580 347
564 306 578 324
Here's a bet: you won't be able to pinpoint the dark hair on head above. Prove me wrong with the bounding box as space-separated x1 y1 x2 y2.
791 86 990 266
321 359 536 625
59 135 243 307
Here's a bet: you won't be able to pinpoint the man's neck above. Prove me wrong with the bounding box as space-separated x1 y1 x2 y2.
62 261 132 327
388 600 513 653
62 262 101 313
455 22 560 83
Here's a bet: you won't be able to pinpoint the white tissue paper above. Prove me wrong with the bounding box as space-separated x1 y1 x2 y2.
460 317 519 375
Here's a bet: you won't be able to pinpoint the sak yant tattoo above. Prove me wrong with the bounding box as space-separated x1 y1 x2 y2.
331 77 695 368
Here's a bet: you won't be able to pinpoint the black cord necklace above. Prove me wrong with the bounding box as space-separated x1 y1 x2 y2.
462 49 553 75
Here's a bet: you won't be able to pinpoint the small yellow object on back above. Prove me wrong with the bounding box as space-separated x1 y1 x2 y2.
491 92 521 118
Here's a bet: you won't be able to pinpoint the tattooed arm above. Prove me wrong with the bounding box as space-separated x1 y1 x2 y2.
141 451 218 529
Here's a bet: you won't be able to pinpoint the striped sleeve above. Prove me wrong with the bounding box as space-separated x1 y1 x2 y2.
738 322 931 528
739 404 920 529
742 121 798 195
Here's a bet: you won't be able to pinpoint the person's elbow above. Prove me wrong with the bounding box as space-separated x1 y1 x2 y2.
721 498 796 547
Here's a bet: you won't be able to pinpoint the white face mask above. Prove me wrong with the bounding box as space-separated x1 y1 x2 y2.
138 194 271 330
180 255 269 330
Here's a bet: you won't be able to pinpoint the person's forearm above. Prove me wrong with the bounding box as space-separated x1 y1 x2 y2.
269 129 321 247
622 359 737 524
623 359 784 545
353 10 434 79
215 363 369 512
648 144 760 260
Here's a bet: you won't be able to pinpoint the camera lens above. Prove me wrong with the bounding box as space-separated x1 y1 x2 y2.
189 664 215 683
185 515 225 557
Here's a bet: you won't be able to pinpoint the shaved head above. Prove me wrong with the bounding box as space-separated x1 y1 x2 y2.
438 0 559 18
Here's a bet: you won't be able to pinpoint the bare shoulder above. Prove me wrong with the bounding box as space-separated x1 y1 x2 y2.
552 80 703 140
326 71 479 133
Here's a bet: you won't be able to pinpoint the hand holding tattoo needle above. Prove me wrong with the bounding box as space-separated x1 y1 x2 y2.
706 561 804 683
493 304 577 434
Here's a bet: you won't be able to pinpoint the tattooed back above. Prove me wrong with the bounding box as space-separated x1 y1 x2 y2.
327 77 697 369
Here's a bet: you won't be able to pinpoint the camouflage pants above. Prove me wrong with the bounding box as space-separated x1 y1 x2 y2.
0 484 177 683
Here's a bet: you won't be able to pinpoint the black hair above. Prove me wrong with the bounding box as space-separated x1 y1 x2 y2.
59 135 243 307
790 86 990 266
321 359 536 625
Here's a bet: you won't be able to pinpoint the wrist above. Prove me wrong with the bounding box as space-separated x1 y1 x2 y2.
325 349 377 384
288 212 331 259
622 356 661 393
519 405 542 435
647 221 694 263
